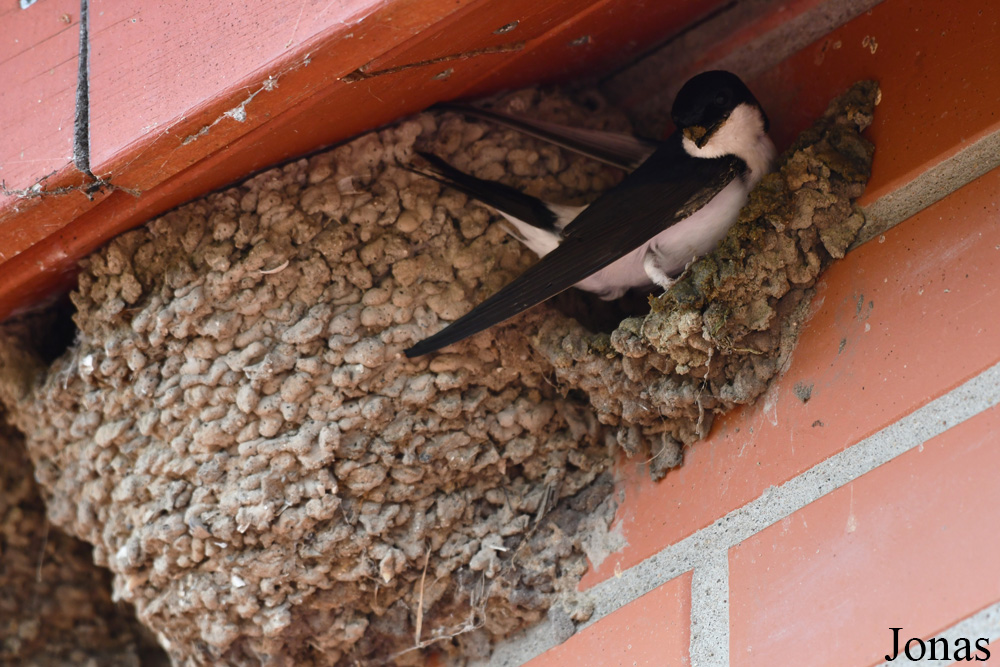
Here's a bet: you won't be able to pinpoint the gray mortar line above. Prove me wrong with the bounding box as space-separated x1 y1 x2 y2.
690 552 729 667
586 359 1000 624
479 614 572 667
485 360 1000 665
482 8 1000 657
869 601 1000 666
73 0 95 179
856 132 1000 246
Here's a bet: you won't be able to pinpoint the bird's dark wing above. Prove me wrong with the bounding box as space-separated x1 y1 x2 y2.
405 139 746 358
411 151 558 232
435 102 658 171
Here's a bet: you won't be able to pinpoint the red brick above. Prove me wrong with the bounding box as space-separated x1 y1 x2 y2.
527 572 692 667
582 156 1000 589
977 640 998 662
729 403 1000 667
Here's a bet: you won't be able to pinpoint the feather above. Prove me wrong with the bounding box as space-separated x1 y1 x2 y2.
434 102 658 170
404 138 745 357
410 151 559 233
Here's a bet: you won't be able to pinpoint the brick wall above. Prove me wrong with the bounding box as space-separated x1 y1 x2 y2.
487 1 1000 664
3 0 997 664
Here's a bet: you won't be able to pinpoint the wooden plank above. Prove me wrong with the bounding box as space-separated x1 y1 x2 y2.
0 0 739 320
0 0 79 182
0 0 471 282
464 0 727 97
0 0 86 252
85 0 443 172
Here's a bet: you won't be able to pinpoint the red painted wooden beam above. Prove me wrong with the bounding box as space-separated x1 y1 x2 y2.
0 0 725 320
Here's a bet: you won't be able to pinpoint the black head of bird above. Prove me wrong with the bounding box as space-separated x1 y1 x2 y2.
671 70 770 149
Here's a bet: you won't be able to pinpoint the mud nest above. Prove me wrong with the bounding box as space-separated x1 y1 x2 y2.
0 81 876 665
535 81 878 472
0 417 164 666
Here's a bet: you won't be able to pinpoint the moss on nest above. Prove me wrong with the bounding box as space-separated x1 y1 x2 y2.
534 81 877 477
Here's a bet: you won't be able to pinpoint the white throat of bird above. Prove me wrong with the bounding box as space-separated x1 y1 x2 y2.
682 103 774 181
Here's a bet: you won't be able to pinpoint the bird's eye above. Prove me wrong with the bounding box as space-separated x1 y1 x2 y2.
714 93 730 107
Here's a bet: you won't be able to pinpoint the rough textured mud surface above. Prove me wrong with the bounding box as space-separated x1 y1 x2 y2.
0 90 629 666
534 81 877 478
0 417 165 666
0 82 875 665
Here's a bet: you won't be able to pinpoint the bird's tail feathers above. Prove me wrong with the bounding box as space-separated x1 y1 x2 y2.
406 151 560 233
433 102 657 170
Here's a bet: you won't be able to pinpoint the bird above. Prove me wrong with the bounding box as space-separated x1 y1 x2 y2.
404 70 775 358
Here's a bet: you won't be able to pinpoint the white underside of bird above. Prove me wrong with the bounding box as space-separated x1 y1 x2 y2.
498 102 776 299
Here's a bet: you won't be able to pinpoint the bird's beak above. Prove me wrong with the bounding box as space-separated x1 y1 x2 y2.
683 115 729 148
683 125 708 147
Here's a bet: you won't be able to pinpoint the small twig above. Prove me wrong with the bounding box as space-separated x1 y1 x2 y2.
390 617 485 660
693 346 711 437
642 434 672 464
1 177 140 201
534 483 552 526
259 259 290 275
35 518 50 583
725 344 765 355
414 546 431 646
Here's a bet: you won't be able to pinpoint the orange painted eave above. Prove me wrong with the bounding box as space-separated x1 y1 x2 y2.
0 0 729 320
9 1 997 321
